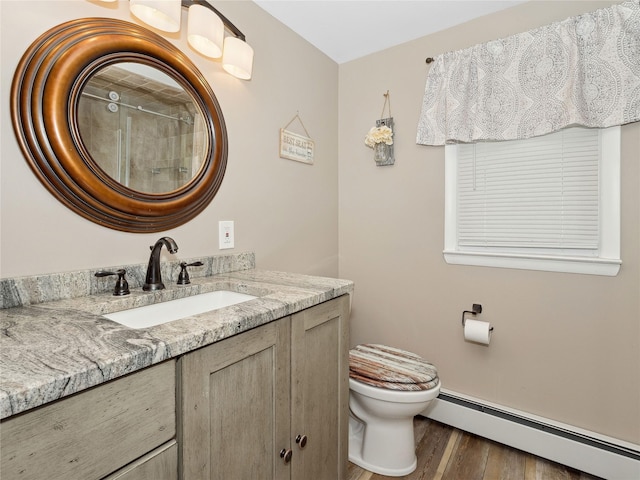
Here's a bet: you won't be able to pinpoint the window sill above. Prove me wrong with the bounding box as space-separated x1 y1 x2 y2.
443 250 621 276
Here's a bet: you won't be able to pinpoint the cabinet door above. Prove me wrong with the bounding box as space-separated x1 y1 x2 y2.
290 295 350 480
179 318 290 480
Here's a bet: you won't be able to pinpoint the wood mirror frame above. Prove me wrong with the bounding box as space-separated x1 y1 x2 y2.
11 18 228 233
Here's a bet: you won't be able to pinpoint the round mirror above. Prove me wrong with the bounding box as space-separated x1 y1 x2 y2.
11 18 228 232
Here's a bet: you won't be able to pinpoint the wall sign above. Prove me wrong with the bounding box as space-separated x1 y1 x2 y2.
279 113 314 164
279 129 314 164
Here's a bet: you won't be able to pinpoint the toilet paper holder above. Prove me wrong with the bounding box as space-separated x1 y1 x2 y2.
461 304 492 330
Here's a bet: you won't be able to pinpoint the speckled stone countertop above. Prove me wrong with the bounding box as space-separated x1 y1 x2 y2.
0 252 353 420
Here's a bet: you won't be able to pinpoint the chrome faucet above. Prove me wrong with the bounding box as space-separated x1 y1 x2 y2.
143 237 178 291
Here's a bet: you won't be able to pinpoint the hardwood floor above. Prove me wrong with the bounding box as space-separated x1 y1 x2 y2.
346 417 603 480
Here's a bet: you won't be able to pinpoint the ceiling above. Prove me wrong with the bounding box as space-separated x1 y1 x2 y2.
253 0 528 64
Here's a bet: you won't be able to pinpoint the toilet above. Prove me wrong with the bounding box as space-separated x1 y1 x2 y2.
348 344 440 477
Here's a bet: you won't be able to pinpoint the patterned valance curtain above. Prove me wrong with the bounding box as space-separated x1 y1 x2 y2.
416 0 640 146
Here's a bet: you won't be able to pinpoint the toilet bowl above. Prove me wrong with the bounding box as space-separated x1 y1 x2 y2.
348 344 440 477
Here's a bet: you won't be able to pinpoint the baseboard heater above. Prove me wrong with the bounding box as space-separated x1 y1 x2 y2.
424 390 640 480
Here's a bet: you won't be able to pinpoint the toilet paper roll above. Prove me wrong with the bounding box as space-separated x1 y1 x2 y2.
464 319 492 345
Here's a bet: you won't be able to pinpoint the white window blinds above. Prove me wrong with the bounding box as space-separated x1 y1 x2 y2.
456 127 600 252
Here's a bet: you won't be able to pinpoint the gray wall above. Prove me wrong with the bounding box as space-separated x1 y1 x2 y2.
339 1 639 444
0 0 339 278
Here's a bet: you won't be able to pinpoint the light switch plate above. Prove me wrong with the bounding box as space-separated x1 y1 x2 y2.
219 220 234 249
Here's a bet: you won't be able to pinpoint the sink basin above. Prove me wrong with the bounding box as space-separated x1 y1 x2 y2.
103 290 257 329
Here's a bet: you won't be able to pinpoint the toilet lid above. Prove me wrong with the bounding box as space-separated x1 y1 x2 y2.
349 344 439 391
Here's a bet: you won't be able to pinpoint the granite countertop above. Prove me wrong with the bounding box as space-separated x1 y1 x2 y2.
0 261 353 420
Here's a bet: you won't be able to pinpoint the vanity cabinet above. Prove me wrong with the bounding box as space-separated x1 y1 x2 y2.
0 361 177 480
103 442 178 480
178 295 350 480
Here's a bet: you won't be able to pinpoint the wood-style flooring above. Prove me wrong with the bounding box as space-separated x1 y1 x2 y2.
347 417 603 480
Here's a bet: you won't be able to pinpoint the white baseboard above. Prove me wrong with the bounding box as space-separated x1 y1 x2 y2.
423 390 640 480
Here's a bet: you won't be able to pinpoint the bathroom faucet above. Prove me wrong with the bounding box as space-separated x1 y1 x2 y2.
143 237 178 291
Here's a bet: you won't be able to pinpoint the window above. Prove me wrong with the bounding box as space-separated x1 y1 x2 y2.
444 126 621 276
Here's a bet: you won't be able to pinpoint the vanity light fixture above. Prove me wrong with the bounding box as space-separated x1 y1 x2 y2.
222 36 253 80
130 0 181 32
187 3 224 58
182 0 254 80
121 0 254 79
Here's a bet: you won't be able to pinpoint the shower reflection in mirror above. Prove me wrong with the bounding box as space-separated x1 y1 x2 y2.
78 62 208 194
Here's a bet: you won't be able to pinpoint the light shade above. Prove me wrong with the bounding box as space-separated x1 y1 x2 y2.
187 4 224 58
130 0 181 33
222 36 254 80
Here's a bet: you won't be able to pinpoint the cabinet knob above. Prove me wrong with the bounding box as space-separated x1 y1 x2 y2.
295 434 308 449
279 448 293 464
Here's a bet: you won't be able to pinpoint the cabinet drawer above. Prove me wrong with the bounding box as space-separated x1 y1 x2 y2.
103 440 177 480
1 361 176 480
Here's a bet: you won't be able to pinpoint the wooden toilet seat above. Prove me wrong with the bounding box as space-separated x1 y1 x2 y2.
349 344 439 392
